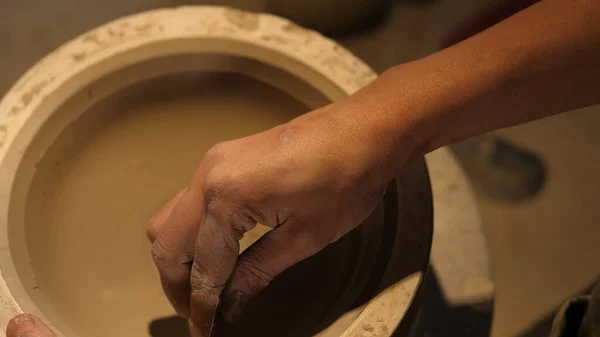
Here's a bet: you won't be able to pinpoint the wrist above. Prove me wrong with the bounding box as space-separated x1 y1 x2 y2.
351 63 445 180
363 49 517 171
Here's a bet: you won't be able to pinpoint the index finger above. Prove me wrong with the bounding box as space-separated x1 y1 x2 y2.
147 189 186 243
151 188 204 317
188 208 247 336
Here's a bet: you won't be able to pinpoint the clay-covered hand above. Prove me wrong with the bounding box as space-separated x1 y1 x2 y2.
147 82 410 336
6 314 56 337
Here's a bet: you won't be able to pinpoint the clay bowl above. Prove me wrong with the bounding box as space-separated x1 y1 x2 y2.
0 7 433 337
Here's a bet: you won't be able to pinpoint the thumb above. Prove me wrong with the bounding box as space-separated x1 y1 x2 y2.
7 314 56 337
221 224 322 322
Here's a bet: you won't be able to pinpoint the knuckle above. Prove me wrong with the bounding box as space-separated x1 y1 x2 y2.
203 142 228 163
197 142 232 193
190 265 226 294
236 262 274 291
150 240 170 266
282 219 333 254
203 165 245 204
146 219 160 242
203 173 247 215
203 172 229 202
228 212 255 237
203 193 232 223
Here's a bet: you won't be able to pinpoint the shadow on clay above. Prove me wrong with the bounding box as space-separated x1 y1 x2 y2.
148 316 191 337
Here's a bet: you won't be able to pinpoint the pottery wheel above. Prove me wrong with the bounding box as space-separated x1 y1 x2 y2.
0 7 433 337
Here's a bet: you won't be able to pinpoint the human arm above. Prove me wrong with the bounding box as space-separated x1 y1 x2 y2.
377 0 600 159
149 0 600 335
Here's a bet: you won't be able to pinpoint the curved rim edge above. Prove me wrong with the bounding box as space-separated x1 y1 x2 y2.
0 6 424 337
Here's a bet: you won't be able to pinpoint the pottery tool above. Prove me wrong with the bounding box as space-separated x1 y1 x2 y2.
208 298 220 337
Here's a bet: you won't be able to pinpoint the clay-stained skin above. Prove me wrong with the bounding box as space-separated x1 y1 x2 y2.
24 73 304 337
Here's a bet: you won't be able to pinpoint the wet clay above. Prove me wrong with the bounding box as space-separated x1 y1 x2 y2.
23 72 380 337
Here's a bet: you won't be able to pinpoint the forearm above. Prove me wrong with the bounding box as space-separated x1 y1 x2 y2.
361 0 600 175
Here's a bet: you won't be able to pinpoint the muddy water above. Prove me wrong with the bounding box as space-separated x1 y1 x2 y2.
24 73 317 337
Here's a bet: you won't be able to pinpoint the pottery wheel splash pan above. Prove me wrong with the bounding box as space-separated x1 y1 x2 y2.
0 7 433 337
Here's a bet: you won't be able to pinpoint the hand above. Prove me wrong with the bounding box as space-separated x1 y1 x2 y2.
6 314 55 337
147 79 412 337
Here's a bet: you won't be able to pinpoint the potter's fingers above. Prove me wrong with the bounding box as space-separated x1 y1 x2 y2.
151 187 205 317
221 224 320 322
189 211 245 337
147 188 187 243
7 314 56 337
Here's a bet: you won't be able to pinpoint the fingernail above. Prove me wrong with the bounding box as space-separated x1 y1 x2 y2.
222 291 250 322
